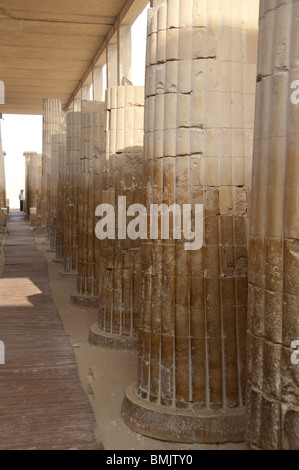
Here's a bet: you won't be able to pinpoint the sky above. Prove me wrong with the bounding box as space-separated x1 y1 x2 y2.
1 3 149 209
2 115 43 208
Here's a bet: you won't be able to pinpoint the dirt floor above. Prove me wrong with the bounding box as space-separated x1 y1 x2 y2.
0 215 246 451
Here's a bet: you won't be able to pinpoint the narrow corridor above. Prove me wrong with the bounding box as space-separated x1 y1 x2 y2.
0 211 102 450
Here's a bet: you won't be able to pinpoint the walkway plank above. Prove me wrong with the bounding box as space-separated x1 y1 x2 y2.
0 212 102 450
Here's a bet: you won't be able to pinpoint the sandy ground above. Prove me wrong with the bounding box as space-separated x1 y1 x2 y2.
0 215 246 450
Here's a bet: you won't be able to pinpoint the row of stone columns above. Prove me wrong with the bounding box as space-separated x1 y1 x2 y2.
25 0 299 449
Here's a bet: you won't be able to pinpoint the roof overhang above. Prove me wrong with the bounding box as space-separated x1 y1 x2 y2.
0 0 149 115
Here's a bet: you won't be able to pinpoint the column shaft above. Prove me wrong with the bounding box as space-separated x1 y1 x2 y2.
39 98 65 236
89 85 144 349
54 143 67 262
50 134 66 251
122 0 259 443
23 152 42 228
246 0 299 450
71 100 106 307
0 121 7 231
59 111 81 278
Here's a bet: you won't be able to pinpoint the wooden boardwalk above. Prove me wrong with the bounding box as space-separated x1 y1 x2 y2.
0 212 102 450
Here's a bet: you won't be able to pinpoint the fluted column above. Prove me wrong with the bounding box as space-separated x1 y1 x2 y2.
89 85 144 348
38 98 65 236
24 153 30 217
50 133 66 251
23 152 42 227
122 0 259 443
0 121 6 230
59 112 81 278
246 0 299 450
0 121 6 210
71 100 106 307
54 144 67 263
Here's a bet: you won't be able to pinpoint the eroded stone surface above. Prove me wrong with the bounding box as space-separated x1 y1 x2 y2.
93 86 144 347
123 0 259 444
246 0 299 450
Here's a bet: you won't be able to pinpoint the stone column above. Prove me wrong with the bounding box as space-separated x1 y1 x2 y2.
0 121 6 231
34 154 43 229
0 121 6 209
71 100 106 307
89 85 144 349
50 133 66 252
23 152 42 226
122 0 259 443
246 0 299 450
39 98 65 236
59 111 81 278
24 153 31 217
54 144 67 263
24 152 32 216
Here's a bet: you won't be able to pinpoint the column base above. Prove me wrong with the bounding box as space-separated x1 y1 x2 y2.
58 269 77 279
71 291 99 308
122 383 246 444
34 228 45 236
89 322 138 350
52 257 64 264
47 248 55 253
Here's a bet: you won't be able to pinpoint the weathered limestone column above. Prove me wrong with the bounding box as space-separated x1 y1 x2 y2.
33 154 43 229
89 85 144 348
38 98 65 236
49 133 66 252
246 0 299 450
71 100 105 307
59 111 81 278
24 153 30 217
54 144 67 263
0 122 6 209
23 152 42 227
122 0 259 443
0 121 6 230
